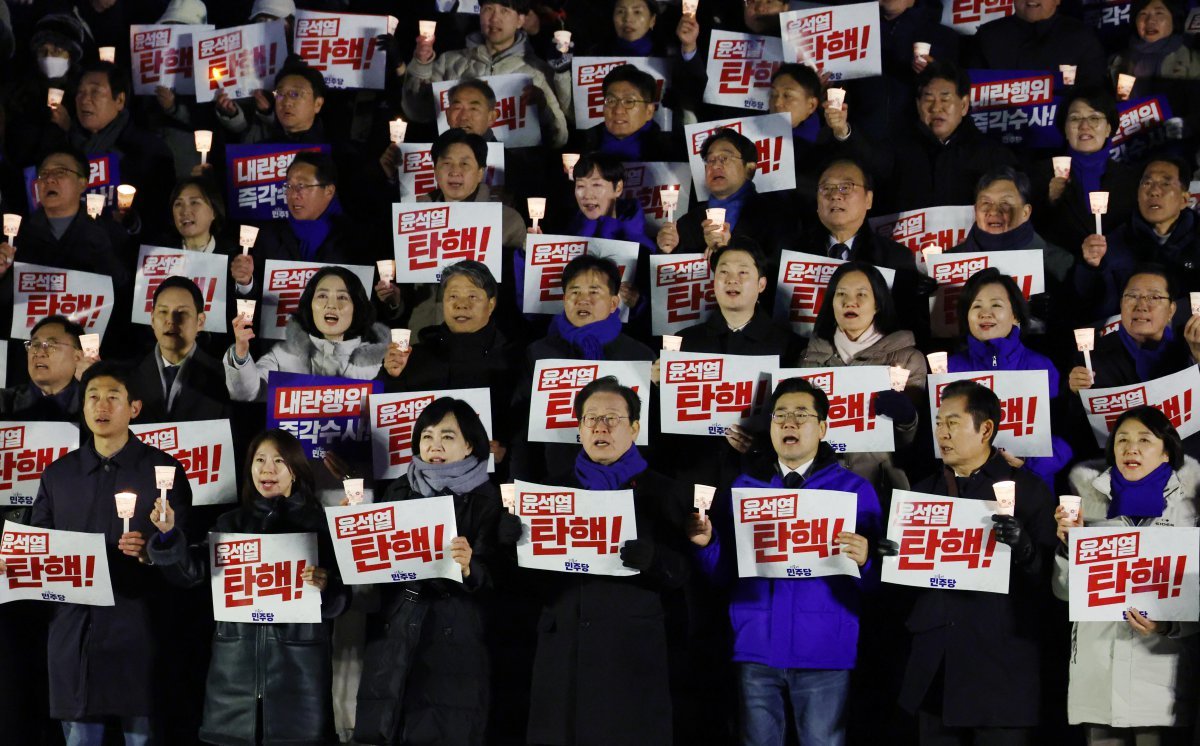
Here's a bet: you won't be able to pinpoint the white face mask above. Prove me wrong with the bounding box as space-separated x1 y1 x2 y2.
38 55 70 80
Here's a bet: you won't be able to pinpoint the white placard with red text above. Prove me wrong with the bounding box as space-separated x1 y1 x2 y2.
10 263 115 341
704 31 784 111
659 351 777 436
514 481 638 576
522 234 639 316
623 161 692 232
775 367 894 453
649 254 716 336
259 260 374 341
326 496 462 584
131 246 230 333
780 3 882 81
131 420 237 506
571 57 672 130
397 142 505 201
868 205 976 255
210 531 321 623
1068 527 1200 622
392 202 503 284
293 11 387 90
0 422 78 508
528 359 651 445
941 0 1015 34
732 488 860 579
772 250 896 336
684 112 796 200
928 370 1052 457
926 250 1044 337
130 24 214 96
1079 366 1200 447
433 74 540 147
193 21 288 103
0 524 113 606
368 388 493 479
882 491 1011 593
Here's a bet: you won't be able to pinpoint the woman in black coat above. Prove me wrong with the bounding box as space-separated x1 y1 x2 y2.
149 429 349 746
354 397 504 745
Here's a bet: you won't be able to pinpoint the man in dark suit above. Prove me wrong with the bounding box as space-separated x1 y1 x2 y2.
0 315 86 421
131 276 230 424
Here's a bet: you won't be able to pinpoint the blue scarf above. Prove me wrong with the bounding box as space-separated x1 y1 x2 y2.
964 220 1036 253
1128 34 1185 81
574 445 648 490
614 35 654 56
793 115 820 144
288 200 341 260
1069 145 1111 216
1108 461 1171 519
601 120 654 160
1116 323 1175 381
550 310 623 360
707 180 756 232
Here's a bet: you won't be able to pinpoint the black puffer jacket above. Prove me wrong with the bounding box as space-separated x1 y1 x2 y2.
150 491 349 746
354 476 501 746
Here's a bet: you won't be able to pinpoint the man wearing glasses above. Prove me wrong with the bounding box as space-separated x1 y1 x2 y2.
0 315 87 421
215 64 329 145
571 64 682 161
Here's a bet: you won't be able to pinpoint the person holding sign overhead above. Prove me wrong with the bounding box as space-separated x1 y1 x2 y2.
354 397 505 745
898 380 1057 743
687 376 882 745
1052 406 1200 743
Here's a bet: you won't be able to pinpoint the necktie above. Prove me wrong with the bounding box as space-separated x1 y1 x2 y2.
162 365 180 402
830 243 850 261
783 471 804 489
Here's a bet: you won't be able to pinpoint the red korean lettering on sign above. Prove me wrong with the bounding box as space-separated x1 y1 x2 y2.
223 560 307 607
665 359 735 421
951 0 1015 24
533 242 589 302
402 150 437 197
898 525 997 570
233 149 317 188
3 529 95 590
932 256 990 285
1113 100 1164 146
998 396 1038 438
136 426 178 452
752 516 846 563
334 506 445 573
26 293 106 330
134 27 193 85
580 61 627 118
273 383 371 418
1076 532 1187 606
377 394 437 467
828 391 876 432
296 17 379 73
934 376 994 406
784 260 839 324
0 430 71 491
789 12 872 64
1 530 48 554
970 75 1055 110
266 267 320 327
690 121 743 155
755 136 784 175
538 365 600 430
714 38 779 97
1087 386 1147 431
658 258 715 324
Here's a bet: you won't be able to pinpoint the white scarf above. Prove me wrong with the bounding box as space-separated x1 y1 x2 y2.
833 325 883 363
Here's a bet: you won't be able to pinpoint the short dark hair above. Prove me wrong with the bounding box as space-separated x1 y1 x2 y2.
480 0 532 11
1058 88 1120 138
240 429 317 507
413 397 492 465
561 254 622 295
40 147 89 182
294 266 375 340
916 60 970 98
613 0 659 16
1143 155 1191 185
1106 405 1184 471
275 63 328 101
770 377 830 422
169 176 226 237
601 63 658 104
573 152 625 186
700 128 757 166
771 63 821 99
431 128 488 169
1123 262 1178 300
710 242 768 279
819 156 874 192
30 315 84 348
81 360 142 403
812 261 899 341
975 167 1032 205
573 375 641 423
448 78 497 109
441 260 498 299
80 61 131 102
152 276 206 315
1131 0 1185 35
288 150 337 188
956 267 1031 339
939 380 1002 446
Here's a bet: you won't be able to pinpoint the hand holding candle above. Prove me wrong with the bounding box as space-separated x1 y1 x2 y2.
47 88 64 108
562 153 581 179
1074 327 1095 380
115 492 137 534
912 42 931 63
343 478 364 505
926 351 947 375
660 185 680 222
86 194 105 219
527 197 547 230
992 481 1015 516
154 466 175 522
1191 292 1200 316
239 225 259 254
388 118 408 145
682 0 699 16
1089 191 1109 235
3 213 20 250
826 88 846 111
501 484 516 514
1059 494 1082 523
391 328 411 351
694 484 715 520
553 30 572 54
377 259 396 285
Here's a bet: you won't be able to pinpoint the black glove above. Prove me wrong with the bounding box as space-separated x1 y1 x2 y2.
991 514 1034 563
548 51 573 74
876 539 900 557
873 389 917 423
496 512 523 546
620 539 656 571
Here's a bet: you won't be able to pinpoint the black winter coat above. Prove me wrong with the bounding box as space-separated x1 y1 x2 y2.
131 346 232 424
149 491 350 746
970 14 1108 90
675 187 804 278
900 451 1058 727
354 476 502 745
1031 156 1142 256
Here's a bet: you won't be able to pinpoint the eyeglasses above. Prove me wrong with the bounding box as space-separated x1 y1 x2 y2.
36 167 84 182
580 414 629 429
703 154 741 168
1121 292 1171 306
770 411 820 425
1139 178 1181 191
817 182 863 198
1066 114 1107 128
274 89 312 101
603 96 649 110
280 182 328 195
24 340 73 353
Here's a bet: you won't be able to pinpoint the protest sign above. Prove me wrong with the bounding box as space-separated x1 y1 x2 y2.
0 524 113 606
775 367 895 453
368 387 493 478
210 532 320 623
0 423 77 508
392 203 503 284
528 360 650 445
882 491 1011 593
10 263 114 341
130 24 213 95
131 246 229 333
1068 527 1199 622
1079 366 1200 447
731 488 860 579
659 352 776 436
266 372 380 460
928 371 1052 457
293 11 387 90
326 496 462 583
131 420 237 506
259 260 373 340
684 113 795 200
514 480 638 576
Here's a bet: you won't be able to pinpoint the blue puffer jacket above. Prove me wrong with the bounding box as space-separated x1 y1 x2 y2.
694 444 882 670
947 327 1073 489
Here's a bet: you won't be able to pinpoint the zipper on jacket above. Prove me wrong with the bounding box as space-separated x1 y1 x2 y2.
256 625 265 700
992 355 998 369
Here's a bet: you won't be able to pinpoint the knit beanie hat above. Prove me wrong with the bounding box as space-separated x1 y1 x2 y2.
159 0 209 25
30 12 86 64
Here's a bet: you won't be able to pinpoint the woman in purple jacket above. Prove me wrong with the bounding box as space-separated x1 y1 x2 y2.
687 376 882 745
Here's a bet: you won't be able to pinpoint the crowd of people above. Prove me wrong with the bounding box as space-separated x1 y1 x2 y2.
0 0 1198 743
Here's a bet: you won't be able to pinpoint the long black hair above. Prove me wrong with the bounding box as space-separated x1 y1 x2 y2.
294 266 375 340
811 261 899 342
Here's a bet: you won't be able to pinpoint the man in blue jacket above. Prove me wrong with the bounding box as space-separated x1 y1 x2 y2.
687 376 882 745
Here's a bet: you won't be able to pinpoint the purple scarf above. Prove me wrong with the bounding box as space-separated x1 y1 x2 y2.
793 115 820 144
1108 461 1171 519
288 199 342 260
601 121 654 160
1069 145 1111 217
614 35 654 56
550 310 622 360
574 445 648 490
1116 323 1175 382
